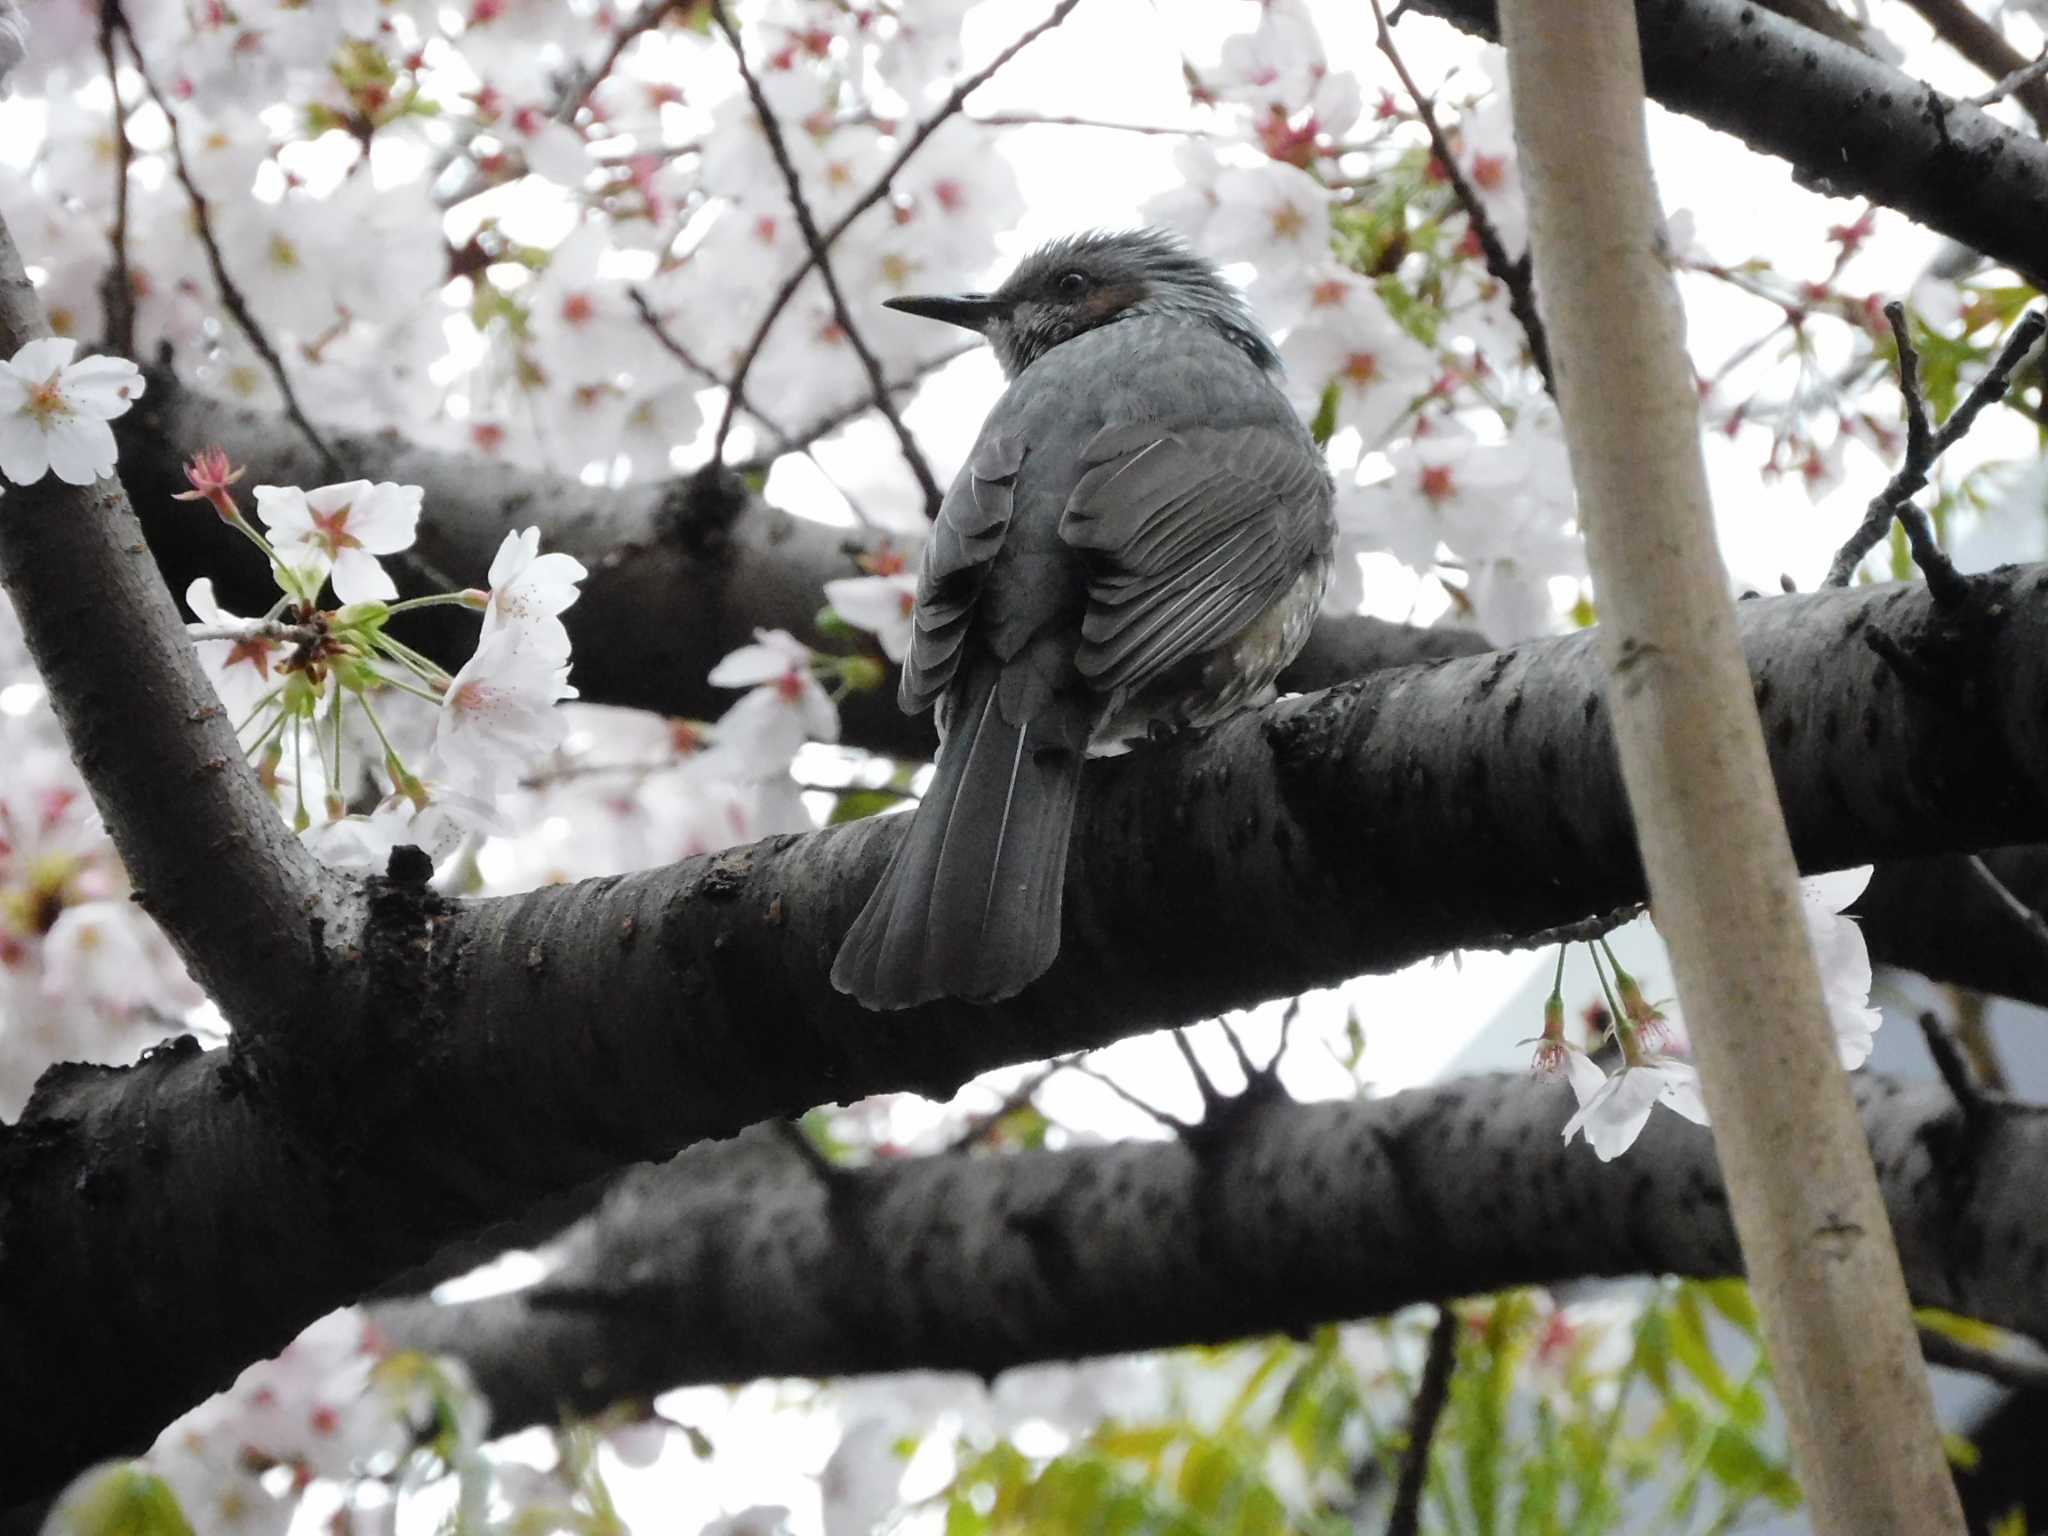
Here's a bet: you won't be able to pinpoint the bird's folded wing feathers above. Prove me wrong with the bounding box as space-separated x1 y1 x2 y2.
900 430 1024 714
1059 420 1328 694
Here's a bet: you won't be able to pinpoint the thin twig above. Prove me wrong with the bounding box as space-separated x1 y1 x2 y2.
1216 1018 1261 1085
945 1058 1073 1153
712 0 1083 464
110 7 341 478
633 285 970 467
966 110 1218 137
1916 1011 1991 1125
1967 50 2048 111
774 1118 844 1185
1822 303 2045 594
187 620 322 646
1898 0 2048 129
557 0 679 126
1369 0 1554 394
1386 1305 1459 1536
1965 854 2048 985
1067 1058 1193 1136
95 1 135 356
1171 1028 1227 1111
736 341 977 472
629 285 772 416
710 1 945 515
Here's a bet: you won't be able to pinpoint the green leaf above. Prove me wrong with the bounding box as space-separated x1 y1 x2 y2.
828 790 907 825
1309 379 1341 447
1668 1290 1737 1405
945 1494 992 1536
1696 1280 1759 1337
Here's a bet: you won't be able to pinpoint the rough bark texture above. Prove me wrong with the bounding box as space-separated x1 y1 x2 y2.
0 230 358 1037
5 567 2048 1498
374 1073 2048 1435
5 0 2048 1499
110 376 1492 761
1861 848 2048 1003
1418 0 2048 289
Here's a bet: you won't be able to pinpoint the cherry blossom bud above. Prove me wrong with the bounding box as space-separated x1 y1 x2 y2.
838 654 886 693
172 446 248 525
1608 959 1674 1054
1530 991 1568 1081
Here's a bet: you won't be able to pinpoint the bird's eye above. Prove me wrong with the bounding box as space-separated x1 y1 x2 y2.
1055 270 1088 298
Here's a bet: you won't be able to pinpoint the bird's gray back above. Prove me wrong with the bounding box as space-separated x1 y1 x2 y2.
976 316 1310 654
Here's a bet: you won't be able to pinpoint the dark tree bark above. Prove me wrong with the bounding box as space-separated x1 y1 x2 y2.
111 375 1493 762
374 1072 2048 1435
6 563 2048 1499
6 0 2048 1501
1417 0 2048 288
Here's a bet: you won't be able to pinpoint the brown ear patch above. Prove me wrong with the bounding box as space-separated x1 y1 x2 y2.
1085 281 1147 321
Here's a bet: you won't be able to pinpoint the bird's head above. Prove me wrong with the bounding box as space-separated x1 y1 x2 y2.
884 228 1281 380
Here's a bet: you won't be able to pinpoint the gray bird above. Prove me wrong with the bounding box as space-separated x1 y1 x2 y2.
831 228 1334 1010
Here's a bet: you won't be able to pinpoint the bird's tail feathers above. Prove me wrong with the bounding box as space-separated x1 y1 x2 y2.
831 669 1084 1010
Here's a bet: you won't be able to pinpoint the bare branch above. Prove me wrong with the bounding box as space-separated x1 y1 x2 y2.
712 0 1083 462
372 1074 2048 1440
1386 1306 1460 1536
1964 854 2048 987
1964 48 2048 113
709 0 944 515
1371 0 1554 393
1898 0 2048 129
185 620 322 646
109 5 341 479
94 0 134 356
1823 304 2045 594
1916 1010 1992 1125
0 211 352 1041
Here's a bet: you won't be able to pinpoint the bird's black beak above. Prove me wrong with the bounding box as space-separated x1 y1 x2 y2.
883 292 1006 333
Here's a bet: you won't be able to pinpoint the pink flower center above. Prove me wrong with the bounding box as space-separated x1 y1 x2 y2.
309 503 362 552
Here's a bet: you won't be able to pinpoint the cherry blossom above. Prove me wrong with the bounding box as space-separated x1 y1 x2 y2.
1652 866 1882 1071
1562 1048 1709 1162
184 579 285 728
706 629 840 777
41 901 182 1013
1799 865 1883 1068
1276 270 1433 446
825 572 919 662
0 337 145 487
1203 162 1335 281
480 526 588 663
254 480 423 605
433 629 577 794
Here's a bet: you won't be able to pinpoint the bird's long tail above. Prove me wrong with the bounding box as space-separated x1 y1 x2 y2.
831 667 1085 1010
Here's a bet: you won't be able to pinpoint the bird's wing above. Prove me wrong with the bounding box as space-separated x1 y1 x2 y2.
900 429 1024 715
1058 419 1330 695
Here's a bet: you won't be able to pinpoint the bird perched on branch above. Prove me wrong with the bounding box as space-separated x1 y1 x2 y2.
832 228 1334 1010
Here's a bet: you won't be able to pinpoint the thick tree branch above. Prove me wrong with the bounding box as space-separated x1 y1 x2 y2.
7 566 2048 1498
1897 0 2048 131
1416 0 2048 287
373 1073 2048 1434
0 217 356 1036
107 373 1490 759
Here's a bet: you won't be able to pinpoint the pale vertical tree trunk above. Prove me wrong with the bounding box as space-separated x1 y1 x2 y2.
1495 6 1965 1532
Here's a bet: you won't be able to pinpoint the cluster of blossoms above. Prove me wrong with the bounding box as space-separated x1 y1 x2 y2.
1537 867 1882 1160
174 450 584 871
